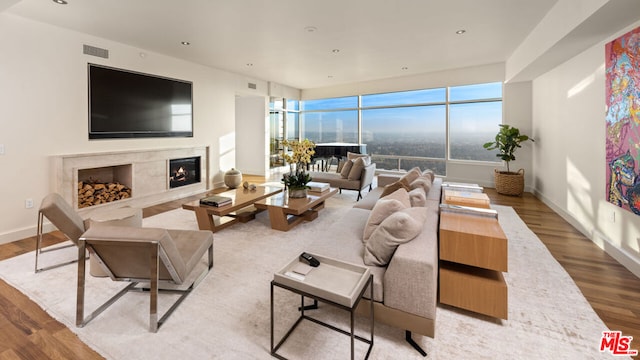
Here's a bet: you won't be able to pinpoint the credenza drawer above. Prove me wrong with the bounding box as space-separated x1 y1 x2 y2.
439 213 508 272
439 262 508 320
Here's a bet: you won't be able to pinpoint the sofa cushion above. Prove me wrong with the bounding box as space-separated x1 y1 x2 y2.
421 169 435 182
340 159 354 178
353 187 384 210
381 187 411 207
347 151 367 161
305 208 386 302
409 187 427 207
380 179 411 197
400 167 421 184
347 152 372 167
383 204 438 319
410 177 431 194
347 157 366 181
364 207 428 266
363 198 408 242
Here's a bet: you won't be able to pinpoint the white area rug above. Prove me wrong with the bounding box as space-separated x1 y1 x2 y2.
0 194 625 359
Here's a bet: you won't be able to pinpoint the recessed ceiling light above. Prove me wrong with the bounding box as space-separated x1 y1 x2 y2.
52 0 68 4
332 49 340 53
327 75 334 78
181 41 190 45
246 63 253 67
304 26 317 33
455 29 466 35
401 66 408 70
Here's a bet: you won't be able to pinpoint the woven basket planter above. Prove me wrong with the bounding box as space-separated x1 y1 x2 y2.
494 168 525 196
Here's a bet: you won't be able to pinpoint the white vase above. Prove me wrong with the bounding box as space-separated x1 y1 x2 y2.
288 188 308 198
224 168 242 189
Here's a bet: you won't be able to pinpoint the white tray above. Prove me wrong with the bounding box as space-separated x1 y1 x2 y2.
274 253 371 308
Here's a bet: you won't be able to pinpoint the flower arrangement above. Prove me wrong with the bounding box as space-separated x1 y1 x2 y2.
281 139 316 192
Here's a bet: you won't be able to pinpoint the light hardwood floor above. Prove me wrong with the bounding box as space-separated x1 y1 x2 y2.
0 178 638 359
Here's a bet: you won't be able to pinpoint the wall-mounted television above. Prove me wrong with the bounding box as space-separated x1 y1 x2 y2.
88 64 193 139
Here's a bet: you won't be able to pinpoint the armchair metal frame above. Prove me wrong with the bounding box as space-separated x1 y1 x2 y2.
35 193 89 273
76 232 214 332
35 210 80 272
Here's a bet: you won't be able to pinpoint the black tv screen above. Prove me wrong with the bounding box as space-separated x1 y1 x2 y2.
88 64 193 139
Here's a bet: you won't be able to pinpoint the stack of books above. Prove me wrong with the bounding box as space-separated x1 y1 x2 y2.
199 195 232 207
442 182 484 193
439 203 498 219
307 181 330 193
443 189 491 209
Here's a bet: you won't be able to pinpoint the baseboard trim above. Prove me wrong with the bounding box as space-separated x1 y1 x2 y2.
0 223 55 245
592 230 640 279
532 188 640 279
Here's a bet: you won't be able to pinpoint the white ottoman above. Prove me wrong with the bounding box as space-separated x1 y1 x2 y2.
87 207 143 276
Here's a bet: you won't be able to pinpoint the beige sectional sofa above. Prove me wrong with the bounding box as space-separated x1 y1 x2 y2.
307 168 441 355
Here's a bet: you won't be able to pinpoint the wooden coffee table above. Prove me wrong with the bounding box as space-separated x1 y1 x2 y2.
182 185 283 232
254 188 338 231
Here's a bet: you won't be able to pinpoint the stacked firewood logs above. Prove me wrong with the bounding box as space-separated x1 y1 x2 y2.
77 179 131 208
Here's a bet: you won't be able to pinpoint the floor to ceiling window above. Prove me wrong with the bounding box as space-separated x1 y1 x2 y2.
361 88 447 175
280 81 502 175
269 98 301 168
300 96 358 143
448 82 503 162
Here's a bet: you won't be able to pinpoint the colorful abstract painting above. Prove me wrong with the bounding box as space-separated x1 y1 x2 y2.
606 26 640 214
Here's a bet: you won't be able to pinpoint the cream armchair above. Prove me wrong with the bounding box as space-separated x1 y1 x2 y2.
76 225 214 332
36 193 142 273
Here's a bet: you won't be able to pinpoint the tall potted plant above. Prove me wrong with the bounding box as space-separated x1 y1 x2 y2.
483 124 533 196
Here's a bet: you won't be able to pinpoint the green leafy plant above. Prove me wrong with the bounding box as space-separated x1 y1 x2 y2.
282 169 312 189
483 124 533 173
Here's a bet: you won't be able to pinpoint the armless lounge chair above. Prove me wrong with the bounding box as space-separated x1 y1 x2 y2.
36 193 142 273
76 225 214 332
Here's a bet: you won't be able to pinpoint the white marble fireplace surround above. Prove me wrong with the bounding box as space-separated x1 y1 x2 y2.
52 146 209 217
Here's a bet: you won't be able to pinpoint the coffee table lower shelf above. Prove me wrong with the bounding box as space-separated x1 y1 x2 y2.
270 275 374 360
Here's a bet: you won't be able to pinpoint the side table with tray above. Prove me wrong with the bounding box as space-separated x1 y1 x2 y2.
271 253 374 359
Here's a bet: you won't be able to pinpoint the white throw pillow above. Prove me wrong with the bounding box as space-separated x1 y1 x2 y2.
380 187 411 208
363 198 407 242
363 207 427 266
400 167 421 184
409 187 427 207
410 178 431 194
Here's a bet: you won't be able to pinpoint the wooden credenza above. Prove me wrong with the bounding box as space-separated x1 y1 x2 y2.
438 210 509 319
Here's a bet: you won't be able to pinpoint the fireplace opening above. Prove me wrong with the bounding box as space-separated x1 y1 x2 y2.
169 156 201 188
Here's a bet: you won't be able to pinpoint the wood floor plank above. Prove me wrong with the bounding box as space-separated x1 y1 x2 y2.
0 349 23 360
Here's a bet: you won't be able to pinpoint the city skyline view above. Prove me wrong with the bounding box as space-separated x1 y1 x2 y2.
272 82 503 175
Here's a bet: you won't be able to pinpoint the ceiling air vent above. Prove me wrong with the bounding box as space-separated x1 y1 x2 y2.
248 83 257 90
83 44 109 59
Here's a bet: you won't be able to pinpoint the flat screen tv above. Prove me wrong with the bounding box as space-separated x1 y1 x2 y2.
88 64 193 139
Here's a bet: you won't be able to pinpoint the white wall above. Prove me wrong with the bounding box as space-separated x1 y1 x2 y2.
302 63 534 189
235 96 269 177
532 19 640 277
0 13 267 243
